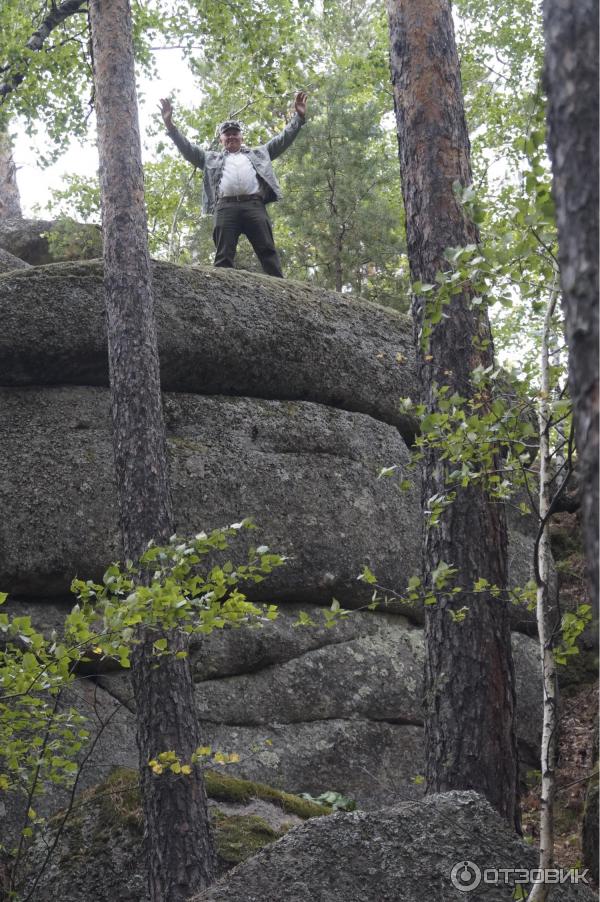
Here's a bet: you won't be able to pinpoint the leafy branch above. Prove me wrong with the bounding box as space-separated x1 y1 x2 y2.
0 0 88 103
0 520 285 892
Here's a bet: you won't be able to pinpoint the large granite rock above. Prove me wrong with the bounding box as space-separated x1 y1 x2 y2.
1 598 543 821
0 260 537 622
0 380 535 627
192 622 541 739
193 719 425 808
192 791 596 902
0 261 419 440
0 385 419 603
92 604 543 807
0 217 102 265
0 255 546 859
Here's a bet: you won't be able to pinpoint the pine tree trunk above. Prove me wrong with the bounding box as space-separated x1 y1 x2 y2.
0 127 22 219
386 0 520 827
542 0 599 617
88 0 216 897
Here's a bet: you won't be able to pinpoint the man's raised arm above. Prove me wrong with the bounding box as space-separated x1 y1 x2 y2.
265 91 308 160
160 97 206 170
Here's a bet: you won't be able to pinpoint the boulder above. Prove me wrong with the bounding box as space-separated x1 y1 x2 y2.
194 719 425 809
17 769 327 902
190 617 543 789
0 381 536 628
0 260 538 626
0 385 420 603
0 217 102 265
192 621 426 727
191 791 596 902
0 246 30 273
0 261 419 440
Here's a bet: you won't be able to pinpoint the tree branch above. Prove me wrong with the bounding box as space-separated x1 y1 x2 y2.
0 0 88 102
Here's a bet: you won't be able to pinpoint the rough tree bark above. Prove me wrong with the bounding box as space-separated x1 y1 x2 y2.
0 127 22 219
542 0 599 617
88 0 216 898
386 0 520 827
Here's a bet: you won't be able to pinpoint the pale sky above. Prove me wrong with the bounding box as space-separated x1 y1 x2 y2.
13 48 196 217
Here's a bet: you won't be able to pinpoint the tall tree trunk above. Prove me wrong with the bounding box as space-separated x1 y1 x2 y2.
386 0 520 827
542 0 599 617
527 284 560 902
88 0 216 898
334 234 344 292
0 127 22 219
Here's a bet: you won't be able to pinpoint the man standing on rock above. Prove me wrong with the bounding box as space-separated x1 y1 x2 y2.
160 93 308 278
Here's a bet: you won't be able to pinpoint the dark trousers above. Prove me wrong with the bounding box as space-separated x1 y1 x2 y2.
213 197 284 278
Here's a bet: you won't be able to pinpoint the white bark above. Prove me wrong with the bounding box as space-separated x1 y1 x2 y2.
527 276 560 902
0 127 22 220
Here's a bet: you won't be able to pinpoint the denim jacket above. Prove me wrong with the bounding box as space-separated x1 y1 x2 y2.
167 113 305 214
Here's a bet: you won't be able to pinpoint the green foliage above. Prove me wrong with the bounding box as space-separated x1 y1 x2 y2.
0 522 284 853
298 789 357 811
455 0 545 169
0 0 92 152
357 566 537 619
401 375 538 517
554 606 593 666
42 216 102 260
274 70 408 306
43 175 100 224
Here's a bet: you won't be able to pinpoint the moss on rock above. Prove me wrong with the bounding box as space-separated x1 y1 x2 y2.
213 810 280 864
90 766 328 824
204 769 328 819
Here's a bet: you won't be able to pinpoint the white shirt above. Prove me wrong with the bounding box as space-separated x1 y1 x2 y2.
219 151 260 196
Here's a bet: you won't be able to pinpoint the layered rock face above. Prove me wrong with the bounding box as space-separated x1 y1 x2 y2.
0 386 419 603
0 256 541 827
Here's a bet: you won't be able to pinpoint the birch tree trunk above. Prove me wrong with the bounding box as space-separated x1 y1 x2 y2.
386 0 520 827
0 127 22 219
527 284 560 902
88 0 216 897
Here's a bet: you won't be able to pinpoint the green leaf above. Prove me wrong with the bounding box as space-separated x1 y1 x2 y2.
358 566 377 585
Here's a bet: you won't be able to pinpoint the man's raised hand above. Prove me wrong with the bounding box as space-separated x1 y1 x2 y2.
159 97 174 130
294 91 308 118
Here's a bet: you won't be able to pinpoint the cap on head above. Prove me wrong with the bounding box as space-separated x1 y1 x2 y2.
218 119 243 135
